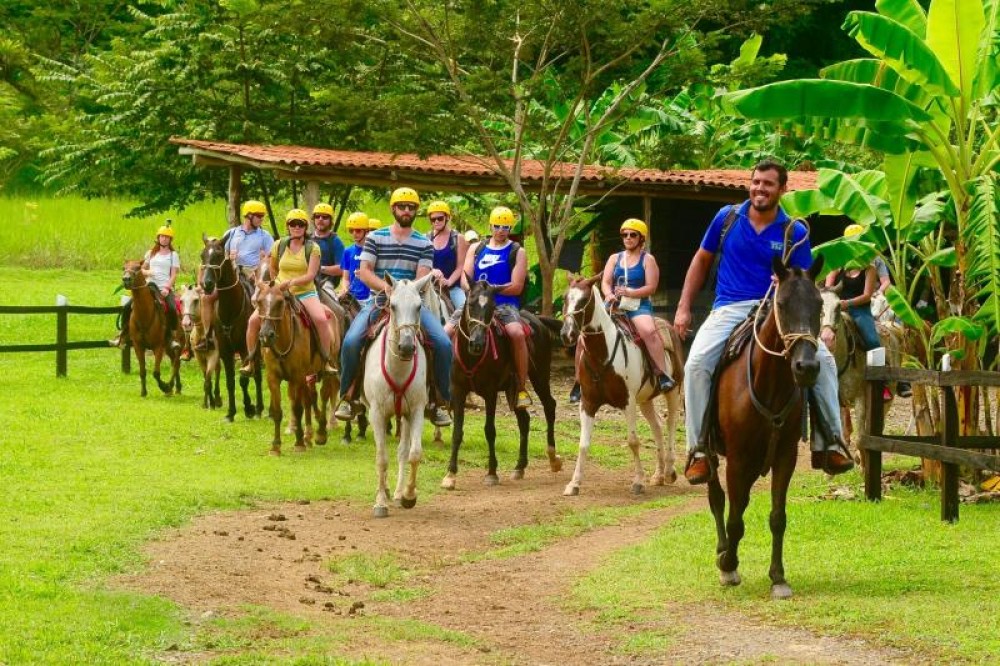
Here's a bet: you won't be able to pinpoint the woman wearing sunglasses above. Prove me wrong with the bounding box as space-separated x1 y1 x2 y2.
600 218 676 393
241 208 337 376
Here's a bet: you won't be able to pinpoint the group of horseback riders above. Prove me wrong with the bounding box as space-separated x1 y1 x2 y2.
115 159 869 485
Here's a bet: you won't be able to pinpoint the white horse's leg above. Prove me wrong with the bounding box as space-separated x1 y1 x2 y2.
626 401 645 494
371 406 390 518
564 407 594 496
402 407 424 509
644 398 673 486
393 417 409 504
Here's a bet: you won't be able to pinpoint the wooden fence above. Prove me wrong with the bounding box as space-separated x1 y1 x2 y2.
862 365 1000 522
0 296 128 376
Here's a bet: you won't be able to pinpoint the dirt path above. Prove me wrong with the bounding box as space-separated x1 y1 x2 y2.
122 463 915 665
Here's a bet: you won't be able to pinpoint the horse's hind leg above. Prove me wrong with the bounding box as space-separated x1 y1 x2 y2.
399 413 423 509
134 344 147 397
371 408 390 518
625 403 645 495
642 399 675 486
707 470 728 557
483 392 500 485
529 346 562 472
564 409 595 497
768 448 796 600
153 349 172 395
291 384 308 452
441 388 467 490
506 386 530 480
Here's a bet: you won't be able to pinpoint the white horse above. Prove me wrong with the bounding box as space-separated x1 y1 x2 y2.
559 276 684 496
363 274 433 518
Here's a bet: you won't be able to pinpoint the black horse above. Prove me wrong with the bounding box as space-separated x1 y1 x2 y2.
441 280 562 489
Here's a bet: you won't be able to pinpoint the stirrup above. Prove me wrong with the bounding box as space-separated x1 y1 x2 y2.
239 360 255 377
657 373 676 393
515 389 533 410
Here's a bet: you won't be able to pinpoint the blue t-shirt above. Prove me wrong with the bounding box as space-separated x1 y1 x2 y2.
342 244 370 300
701 200 811 308
474 241 519 308
225 226 274 269
314 233 345 273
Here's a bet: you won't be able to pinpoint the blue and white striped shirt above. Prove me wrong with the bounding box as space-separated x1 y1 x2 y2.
359 227 433 281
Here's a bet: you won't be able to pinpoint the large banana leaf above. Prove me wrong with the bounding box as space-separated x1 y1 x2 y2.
781 189 833 219
926 0 985 107
724 80 933 124
876 0 928 36
811 238 879 272
844 11 959 99
882 151 930 231
884 285 925 327
966 173 1000 335
974 0 1000 98
931 316 985 346
905 191 950 242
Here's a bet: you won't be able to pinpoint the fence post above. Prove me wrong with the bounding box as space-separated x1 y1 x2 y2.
55 294 68 377
120 295 131 374
941 384 960 523
863 356 885 502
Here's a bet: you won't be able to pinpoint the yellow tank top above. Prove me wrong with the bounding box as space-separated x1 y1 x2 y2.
271 240 320 295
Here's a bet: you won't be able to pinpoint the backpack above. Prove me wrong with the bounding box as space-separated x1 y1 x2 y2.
277 237 317 264
707 204 794 288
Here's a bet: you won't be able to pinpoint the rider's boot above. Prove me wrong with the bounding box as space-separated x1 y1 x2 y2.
239 348 257 377
319 350 338 377
656 372 677 393
515 385 533 410
194 326 215 351
426 388 452 427
335 383 359 421
684 452 711 485
811 436 854 475
568 381 581 404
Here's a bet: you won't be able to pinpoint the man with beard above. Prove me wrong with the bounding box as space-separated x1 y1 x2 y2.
311 202 345 289
334 187 452 426
673 159 853 484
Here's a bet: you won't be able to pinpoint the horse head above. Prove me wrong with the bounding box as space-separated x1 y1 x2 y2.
386 274 432 361
463 279 501 355
560 275 600 346
179 285 201 333
819 284 842 351
255 280 287 349
121 260 145 290
771 255 825 387
200 236 228 296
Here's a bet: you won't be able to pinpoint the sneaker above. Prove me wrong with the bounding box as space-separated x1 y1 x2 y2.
568 382 581 404
431 407 452 427
684 454 711 485
657 373 676 393
334 401 355 422
515 390 533 410
882 386 893 401
322 362 338 376
897 382 912 398
170 340 182 352
108 335 123 348
811 450 854 475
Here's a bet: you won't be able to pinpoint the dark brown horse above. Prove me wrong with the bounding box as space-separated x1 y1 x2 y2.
441 279 562 489
707 255 824 600
199 237 264 421
333 291 369 444
256 281 340 454
121 260 182 396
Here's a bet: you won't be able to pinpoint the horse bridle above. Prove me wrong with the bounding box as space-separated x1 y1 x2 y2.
377 293 423 362
257 290 296 358
201 253 241 292
752 282 820 359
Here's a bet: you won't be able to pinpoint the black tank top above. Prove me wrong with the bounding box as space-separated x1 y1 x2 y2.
840 269 867 300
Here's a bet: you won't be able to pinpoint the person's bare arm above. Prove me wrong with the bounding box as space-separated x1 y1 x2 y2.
498 247 528 296
358 260 390 293
674 248 714 340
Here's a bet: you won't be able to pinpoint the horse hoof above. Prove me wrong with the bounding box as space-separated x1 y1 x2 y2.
315 435 327 446
511 469 524 481
771 583 793 600
269 448 281 457
549 455 563 473
340 437 351 446
441 475 456 490
563 484 580 497
651 473 664 486
631 483 644 495
667 470 677 484
293 444 307 453
484 474 500 486
719 570 741 587
225 415 235 423
400 496 417 509
373 506 389 518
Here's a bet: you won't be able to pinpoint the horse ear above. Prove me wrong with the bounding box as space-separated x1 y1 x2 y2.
771 255 789 281
830 281 842 295
384 273 395 288
202 233 209 245
807 254 825 281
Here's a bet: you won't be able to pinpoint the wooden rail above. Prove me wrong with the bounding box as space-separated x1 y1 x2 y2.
862 366 1000 522
0 300 128 376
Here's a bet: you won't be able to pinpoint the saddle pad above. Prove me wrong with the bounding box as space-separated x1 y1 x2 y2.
721 300 770 366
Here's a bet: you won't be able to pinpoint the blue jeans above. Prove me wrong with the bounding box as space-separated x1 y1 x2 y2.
684 299 844 454
848 305 881 351
448 284 466 310
340 299 452 401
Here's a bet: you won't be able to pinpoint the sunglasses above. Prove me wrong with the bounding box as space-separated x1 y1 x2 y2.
429 215 447 223
394 203 418 212
493 225 511 232
313 214 331 221
288 221 307 228
620 231 640 239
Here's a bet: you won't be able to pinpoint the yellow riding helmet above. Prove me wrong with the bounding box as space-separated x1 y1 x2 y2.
844 224 865 238
241 200 267 217
368 218 382 230
620 218 648 238
489 206 516 227
427 200 451 217
346 211 370 230
312 202 335 217
390 187 420 207
285 208 309 224
156 223 175 238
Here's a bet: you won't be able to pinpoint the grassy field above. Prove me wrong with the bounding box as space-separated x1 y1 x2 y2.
2 241 999 663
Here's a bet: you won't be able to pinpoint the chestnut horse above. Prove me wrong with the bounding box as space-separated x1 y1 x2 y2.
441 280 562 490
199 237 264 421
706 256 825 600
559 275 684 496
255 281 341 454
332 290 369 444
121 260 182 396
179 285 221 409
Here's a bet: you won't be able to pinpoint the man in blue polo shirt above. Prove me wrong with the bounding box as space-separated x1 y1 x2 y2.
674 159 853 484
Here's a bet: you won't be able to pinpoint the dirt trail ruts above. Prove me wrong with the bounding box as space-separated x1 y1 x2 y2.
120 455 917 665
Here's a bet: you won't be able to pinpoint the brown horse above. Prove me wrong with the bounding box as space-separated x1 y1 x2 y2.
199 237 264 421
441 279 562 489
707 255 824 600
179 284 221 409
121 260 182 396
256 281 341 454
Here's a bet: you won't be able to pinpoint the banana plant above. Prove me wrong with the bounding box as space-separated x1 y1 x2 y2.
727 0 1000 354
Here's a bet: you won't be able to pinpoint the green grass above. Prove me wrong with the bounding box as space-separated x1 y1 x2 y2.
571 471 1000 662
327 553 410 589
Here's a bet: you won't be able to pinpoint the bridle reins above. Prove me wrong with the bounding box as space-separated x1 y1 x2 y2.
257 291 297 358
